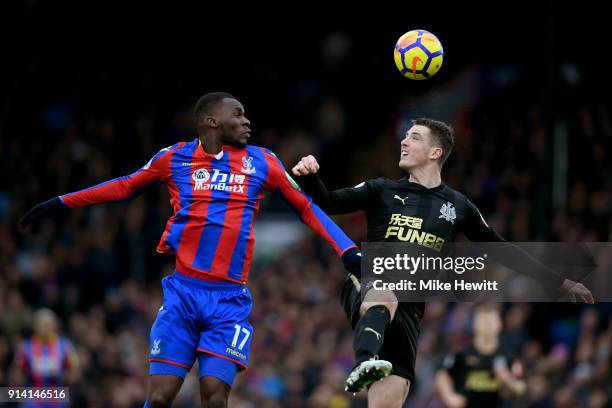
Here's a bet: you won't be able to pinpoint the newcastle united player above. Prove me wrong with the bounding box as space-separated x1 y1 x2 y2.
292 118 593 407
435 305 526 408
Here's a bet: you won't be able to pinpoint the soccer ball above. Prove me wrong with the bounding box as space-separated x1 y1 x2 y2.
394 30 444 80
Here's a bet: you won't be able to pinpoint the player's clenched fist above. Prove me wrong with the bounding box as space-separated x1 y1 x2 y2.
292 155 320 176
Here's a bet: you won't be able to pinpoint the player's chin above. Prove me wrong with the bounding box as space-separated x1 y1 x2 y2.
235 135 249 147
398 158 411 172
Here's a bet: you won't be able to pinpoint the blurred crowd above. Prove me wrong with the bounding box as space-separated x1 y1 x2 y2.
1 57 611 407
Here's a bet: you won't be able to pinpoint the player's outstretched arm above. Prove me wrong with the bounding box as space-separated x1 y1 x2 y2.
20 144 177 229
265 150 358 258
292 155 371 214
20 171 155 228
461 199 594 303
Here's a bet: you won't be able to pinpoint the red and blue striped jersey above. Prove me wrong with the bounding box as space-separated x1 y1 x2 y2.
60 138 356 283
18 336 72 387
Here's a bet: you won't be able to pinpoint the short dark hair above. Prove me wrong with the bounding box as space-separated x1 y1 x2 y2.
193 92 236 121
412 118 455 166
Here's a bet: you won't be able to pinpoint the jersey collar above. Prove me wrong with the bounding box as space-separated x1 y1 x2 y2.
399 176 445 192
195 138 247 160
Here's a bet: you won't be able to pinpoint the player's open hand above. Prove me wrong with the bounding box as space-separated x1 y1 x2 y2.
292 155 320 176
20 197 63 229
560 279 594 304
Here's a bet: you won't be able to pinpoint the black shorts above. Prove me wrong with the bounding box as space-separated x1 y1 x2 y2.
340 274 422 383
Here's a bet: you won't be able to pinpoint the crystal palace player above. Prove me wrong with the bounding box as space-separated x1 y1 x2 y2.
15 309 79 408
20 93 360 408
292 118 593 407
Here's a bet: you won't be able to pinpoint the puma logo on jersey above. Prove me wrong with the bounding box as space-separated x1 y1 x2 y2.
364 327 382 341
394 195 409 205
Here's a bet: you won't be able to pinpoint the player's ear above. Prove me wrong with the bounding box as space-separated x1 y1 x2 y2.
430 146 443 161
204 114 220 128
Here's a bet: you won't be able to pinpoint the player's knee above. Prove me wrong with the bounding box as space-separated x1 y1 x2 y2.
362 289 398 316
360 301 398 320
147 390 174 408
202 390 228 408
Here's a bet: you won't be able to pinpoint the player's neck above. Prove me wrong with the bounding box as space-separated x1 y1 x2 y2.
199 135 223 155
474 335 498 355
35 333 57 344
408 167 441 189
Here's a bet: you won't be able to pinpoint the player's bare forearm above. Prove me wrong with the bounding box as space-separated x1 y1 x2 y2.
435 371 466 408
494 364 526 396
434 370 454 397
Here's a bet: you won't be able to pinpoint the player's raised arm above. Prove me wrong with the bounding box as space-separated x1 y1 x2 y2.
459 198 594 303
20 144 178 228
292 155 372 214
264 150 359 261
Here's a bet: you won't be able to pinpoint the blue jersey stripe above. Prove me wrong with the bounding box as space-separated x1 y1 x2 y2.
311 202 356 252
193 151 232 272
226 147 269 281
165 142 198 252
